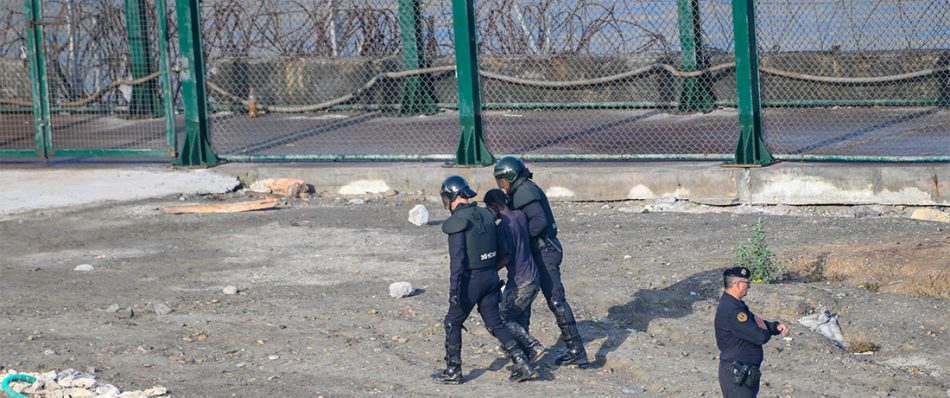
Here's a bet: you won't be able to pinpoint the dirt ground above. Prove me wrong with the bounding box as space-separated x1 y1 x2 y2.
1 191 948 397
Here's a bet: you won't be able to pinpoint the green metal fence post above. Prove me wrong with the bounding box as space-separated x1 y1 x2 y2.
450 0 493 166
173 0 219 167
124 0 162 117
24 0 50 158
677 0 714 113
156 0 176 157
398 0 437 115
731 0 774 165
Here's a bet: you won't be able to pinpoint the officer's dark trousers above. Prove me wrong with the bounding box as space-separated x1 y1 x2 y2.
718 361 760 398
444 269 517 360
533 244 579 337
500 279 540 348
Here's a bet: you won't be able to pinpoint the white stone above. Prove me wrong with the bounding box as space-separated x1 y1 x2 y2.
74 264 94 272
74 376 96 389
407 205 429 226
222 285 238 295
144 386 167 396
105 304 120 313
347 198 366 205
338 179 391 195
96 384 121 397
248 178 274 193
389 282 414 298
117 391 148 398
623 255 632 260
268 354 280 360
65 388 96 398
151 303 172 315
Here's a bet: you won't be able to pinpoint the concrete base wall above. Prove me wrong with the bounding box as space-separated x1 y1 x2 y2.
217 162 949 206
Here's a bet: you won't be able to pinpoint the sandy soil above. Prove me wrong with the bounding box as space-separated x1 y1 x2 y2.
1 192 947 397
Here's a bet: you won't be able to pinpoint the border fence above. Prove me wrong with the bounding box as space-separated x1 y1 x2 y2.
1 0 947 165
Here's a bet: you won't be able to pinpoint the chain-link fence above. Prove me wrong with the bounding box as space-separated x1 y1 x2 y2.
476 0 738 157
0 1 33 154
42 0 170 153
755 0 950 159
0 0 174 157
200 0 459 159
2 0 947 161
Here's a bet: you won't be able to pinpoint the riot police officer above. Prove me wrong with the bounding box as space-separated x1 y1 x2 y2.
431 175 537 384
715 267 789 397
492 157 590 368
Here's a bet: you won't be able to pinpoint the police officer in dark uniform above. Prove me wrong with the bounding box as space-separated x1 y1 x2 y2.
492 157 590 368
715 267 789 397
431 175 538 385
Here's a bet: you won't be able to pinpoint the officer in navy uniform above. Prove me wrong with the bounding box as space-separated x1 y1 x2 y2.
714 267 789 397
431 175 537 385
492 157 590 368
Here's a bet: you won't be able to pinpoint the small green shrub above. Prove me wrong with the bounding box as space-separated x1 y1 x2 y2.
862 282 879 292
733 218 785 284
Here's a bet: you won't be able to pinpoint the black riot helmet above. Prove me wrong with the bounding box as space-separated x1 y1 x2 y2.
439 175 477 210
492 156 528 183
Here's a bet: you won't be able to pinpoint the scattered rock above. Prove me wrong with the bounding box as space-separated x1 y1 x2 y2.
73 264 94 272
408 205 429 226
144 385 168 396
43 349 56 356
151 303 173 316
116 308 134 319
268 355 280 360
911 208 950 223
222 285 239 295
96 384 120 396
693 197 739 206
391 335 409 344
617 206 646 214
622 386 646 394
118 391 148 398
64 387 95 397
105 304 120 313
384 189 399 197
623 255 632 260
348 198 366 205
389 282 414 298
836 205 881 218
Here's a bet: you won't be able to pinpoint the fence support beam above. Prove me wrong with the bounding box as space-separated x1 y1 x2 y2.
677 0 714 113
156 0 176 156
24 0 50 158
399 0 437 115
731 0 774 166
124 0 162 117
450 0 493 165
174 0 219 167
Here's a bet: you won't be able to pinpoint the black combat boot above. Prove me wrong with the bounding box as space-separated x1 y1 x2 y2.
554 328 590 368
431 362 463 384
505 341 538 382
432 345 463 384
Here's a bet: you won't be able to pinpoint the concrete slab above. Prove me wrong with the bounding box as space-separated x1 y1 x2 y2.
0 167 239 216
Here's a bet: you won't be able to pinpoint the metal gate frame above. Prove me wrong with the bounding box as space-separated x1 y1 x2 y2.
12 0 176 159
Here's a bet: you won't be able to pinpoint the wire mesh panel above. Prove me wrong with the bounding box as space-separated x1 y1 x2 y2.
0 1 35 153
41 0 170 154
756 0 950 158
476 0 738 158
202 0 459 159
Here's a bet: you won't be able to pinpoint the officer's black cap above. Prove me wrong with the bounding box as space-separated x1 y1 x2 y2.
723 266 751 279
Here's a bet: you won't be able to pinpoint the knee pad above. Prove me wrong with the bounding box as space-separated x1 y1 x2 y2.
549 299 567 317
